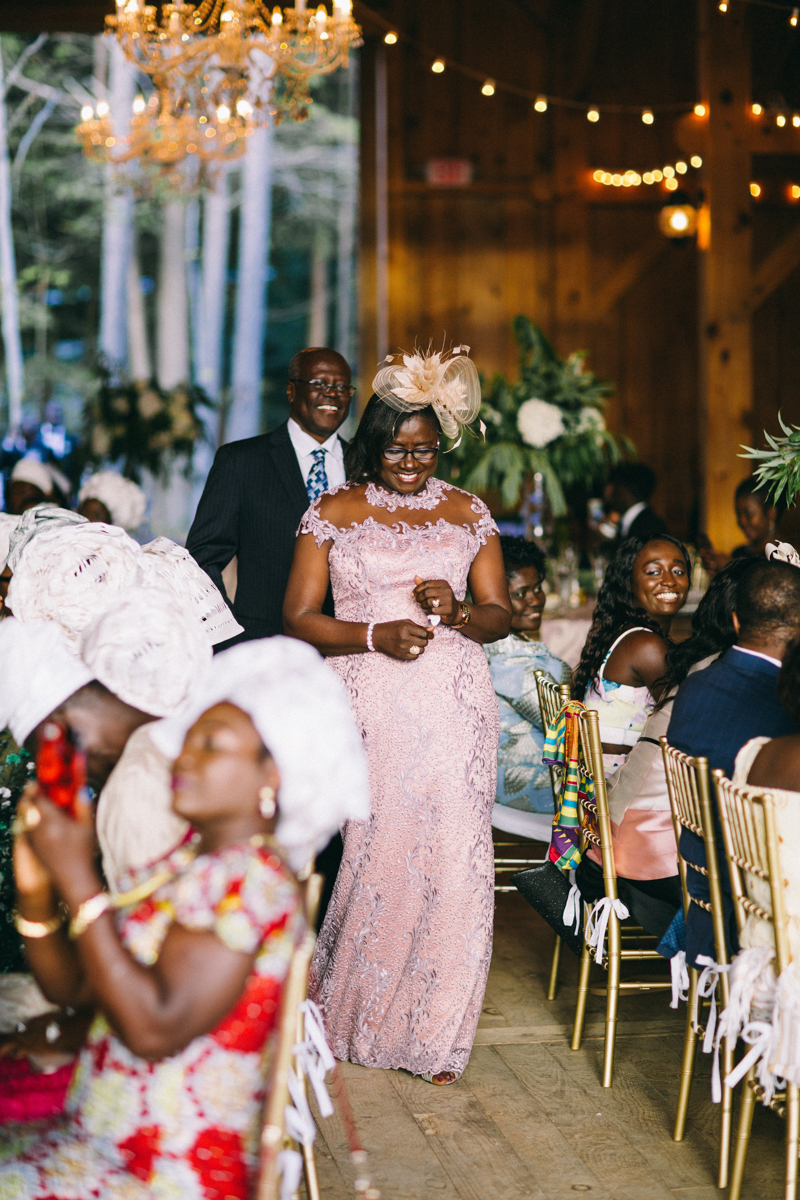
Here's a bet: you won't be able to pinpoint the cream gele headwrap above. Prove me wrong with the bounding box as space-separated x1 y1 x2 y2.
10 458 70 499
372 344 482 445
0 617 93 745
150 637 371 872
7 522 143 648
78 471 147 532
0 514 20 572
139 537 244 646
6 506 87 574
81 586 212 717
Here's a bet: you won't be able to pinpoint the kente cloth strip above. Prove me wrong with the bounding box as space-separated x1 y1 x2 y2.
543 700 596 870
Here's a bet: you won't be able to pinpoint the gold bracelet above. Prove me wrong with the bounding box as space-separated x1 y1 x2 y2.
451 602 471 629
69 892 112 940
14 910 65 939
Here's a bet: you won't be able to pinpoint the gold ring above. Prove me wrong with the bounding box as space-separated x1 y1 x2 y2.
432 599 440 607
409 646 421 656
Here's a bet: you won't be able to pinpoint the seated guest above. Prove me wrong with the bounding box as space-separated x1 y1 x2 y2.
578 559 752 938
573 535 690 777
485 536 571 830
0 637 369 1198
0 514 18 619
667 558 800 966
604 462 668 545
701 476 784 573
77 471 147 533
5 460 70 516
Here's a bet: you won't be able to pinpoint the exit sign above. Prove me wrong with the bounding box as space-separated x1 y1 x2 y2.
425 159 474 187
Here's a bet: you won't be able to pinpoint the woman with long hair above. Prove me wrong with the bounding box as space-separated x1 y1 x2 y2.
284 347 512 1086
573 534 691 778
577 558 754 934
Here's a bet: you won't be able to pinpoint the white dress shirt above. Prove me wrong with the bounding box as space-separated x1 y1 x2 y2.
619 500 647 538
288 418 346 492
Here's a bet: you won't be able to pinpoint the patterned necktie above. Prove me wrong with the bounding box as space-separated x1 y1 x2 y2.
306 447 329 502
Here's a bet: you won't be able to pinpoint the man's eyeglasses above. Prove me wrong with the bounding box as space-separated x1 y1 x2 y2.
290 378 355 398
382 446 439 463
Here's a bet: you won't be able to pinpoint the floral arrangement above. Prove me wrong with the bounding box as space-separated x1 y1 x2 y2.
82 368 212 482
741 414 800 507
446 316 632 515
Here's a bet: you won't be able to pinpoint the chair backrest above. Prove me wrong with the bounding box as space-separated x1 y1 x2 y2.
660 739 729 968
257 872 323 1200
535 671 572 808
714 772 791 975
578 706 618 900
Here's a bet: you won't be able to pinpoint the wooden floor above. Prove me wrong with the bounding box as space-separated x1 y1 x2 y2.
309 850 786 1199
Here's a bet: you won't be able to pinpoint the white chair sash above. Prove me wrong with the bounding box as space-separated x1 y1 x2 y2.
669 949 690 1010
584 895 629 965
563 880 582 936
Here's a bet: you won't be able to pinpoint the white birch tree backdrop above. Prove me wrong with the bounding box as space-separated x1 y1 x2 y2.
0 33 359 540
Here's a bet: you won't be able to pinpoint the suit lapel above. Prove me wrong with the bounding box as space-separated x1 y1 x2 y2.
267 422 309 514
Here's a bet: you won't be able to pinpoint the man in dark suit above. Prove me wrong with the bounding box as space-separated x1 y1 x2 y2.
667 559 800 965
187 347 353 642
604 462 668 544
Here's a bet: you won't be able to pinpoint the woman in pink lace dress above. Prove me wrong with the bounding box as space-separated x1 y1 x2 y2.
284 350 512 1085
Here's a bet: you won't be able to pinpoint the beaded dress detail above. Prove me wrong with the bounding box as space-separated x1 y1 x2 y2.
304 479 499 1077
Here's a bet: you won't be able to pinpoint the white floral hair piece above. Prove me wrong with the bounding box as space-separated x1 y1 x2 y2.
372 344 482 446
78 471 147 532
766 540 800 569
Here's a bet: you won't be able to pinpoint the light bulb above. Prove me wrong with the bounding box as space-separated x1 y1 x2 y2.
236 98 252 117
778 114 787 126
642 110 654 125
132 95 145 115
383 31 397 44
750 182 761 197
752 103 763 116
663 164 675 178
675 160 688 174
791 185 800 200
794 115 800 127
611 174 622 187
691 155 703 167
694 103 707 117
333 0 352 15
80 105 94 121
96 100 109 117
791 7 799 25
643 172 655 185
481 80 495 96
601 173 612 184
220 8 234 21
217 104 230 122
431 59 445 74
669 210 690 233
718 1 728 10
272 7 282 26
593 169 604 182
587 108 600 122
665 177 679 191
534 96 548 113
652 169 663 182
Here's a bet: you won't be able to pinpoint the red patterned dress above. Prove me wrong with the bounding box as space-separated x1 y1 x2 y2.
0 837 302 1200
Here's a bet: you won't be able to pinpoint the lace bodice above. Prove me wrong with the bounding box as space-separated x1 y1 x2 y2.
299 480 497 626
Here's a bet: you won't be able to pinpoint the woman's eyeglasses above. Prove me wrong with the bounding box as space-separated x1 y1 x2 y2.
382 446 439 463
290 378 355 398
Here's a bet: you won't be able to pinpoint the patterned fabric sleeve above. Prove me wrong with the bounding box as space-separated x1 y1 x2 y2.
168 844 300 955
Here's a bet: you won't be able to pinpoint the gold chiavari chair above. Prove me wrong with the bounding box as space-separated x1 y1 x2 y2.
571 708 670 1087
660 740 733 1190
257 873 324 1200
714 771 799 1200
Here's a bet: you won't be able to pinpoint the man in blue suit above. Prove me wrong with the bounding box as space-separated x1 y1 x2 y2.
668 558 800 965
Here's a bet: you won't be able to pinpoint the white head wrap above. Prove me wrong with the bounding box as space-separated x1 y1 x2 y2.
6 506 88 574
11 458 70 499
0 617 93 745
0 513 20 571
139 537 244 646
149 637 371 871
81 586 212 717
372 344 481 445
7 522 143 648
78 471 147 532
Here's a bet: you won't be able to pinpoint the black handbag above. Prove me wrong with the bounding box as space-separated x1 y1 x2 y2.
509 860 584 957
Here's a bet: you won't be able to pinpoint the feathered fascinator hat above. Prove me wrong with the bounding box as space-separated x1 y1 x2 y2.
372 344 482 447
767 540 800 568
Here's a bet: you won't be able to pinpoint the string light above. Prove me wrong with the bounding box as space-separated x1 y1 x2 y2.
642 110 654 124
794 115 800 126
694 103 707 116
534 95 548 112
665 177 679 191
752 103 763 115
675 160 688 173
383 31 397 44
587 108 600 122
593 158 703 188
718 0 728 10
481 79 495 96
778 113 787 126
663 165 675 177
790 184 800 199
431 59 445 73
750 182 762 197
791 7 799 25
691 155 703 167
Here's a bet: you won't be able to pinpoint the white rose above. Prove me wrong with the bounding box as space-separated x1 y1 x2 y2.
574 406 605 435
517 398 565 448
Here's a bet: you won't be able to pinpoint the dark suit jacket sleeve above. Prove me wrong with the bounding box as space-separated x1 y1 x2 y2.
186 444 241 603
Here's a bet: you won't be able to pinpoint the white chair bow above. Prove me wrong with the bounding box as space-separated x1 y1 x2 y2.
669 949 690 1010
584 895 629 965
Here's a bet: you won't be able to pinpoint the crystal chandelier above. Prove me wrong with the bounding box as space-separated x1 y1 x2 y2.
75 0 361 168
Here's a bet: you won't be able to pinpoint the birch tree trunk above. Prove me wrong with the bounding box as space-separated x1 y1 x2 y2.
227 122 273 443
156 198 189 390
308 222 328 347
0 39 24 429
126 244 151 382
99 39 135 375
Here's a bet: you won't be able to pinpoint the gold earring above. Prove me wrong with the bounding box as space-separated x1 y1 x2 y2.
258 786 276 819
